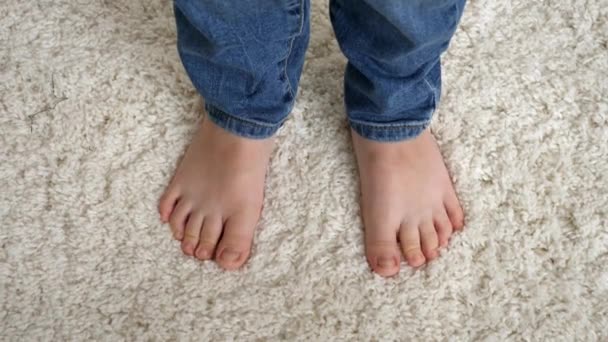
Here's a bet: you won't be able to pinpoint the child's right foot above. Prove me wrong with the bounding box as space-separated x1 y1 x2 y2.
159 116 273 270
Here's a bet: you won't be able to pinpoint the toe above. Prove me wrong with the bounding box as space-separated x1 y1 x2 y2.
181 211 204 256
434 209 453 248
159 186 180 223
365 241 401 277
399 223 425 267
215 211 258 270
168 200 191 241
364 222 401 277
419 221 439 261
444 192 465 231
195 215 222 260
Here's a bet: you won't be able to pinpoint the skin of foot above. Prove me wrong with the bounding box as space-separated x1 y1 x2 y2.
159 116 273 270
352 128 464 277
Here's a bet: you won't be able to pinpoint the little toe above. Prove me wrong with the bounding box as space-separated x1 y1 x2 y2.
195 215 222 260
168 200 191 241
434 209 453 248
215 211 258 270
419 221 439 261
181 211 203 256
159 187 180 223
399 223 425 267
444 192 465 231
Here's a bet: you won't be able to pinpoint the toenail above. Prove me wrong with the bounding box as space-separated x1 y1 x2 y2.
197 249 212 259
408 253 425 266
220 250 240 262
182 243 195 254
378 257 396 268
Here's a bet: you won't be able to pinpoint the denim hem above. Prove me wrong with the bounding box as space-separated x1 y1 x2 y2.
205 104 282 139
349 118 431 142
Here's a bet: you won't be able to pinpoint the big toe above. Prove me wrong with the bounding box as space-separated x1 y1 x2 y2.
215 211 258 270
365 227 401 277
366 245 401 277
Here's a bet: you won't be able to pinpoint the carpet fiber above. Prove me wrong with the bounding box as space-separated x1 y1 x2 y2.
1 0 607 340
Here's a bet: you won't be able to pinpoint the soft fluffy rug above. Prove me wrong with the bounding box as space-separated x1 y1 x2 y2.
1 0 607 340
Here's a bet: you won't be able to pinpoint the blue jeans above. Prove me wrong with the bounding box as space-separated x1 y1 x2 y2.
174 0 465 141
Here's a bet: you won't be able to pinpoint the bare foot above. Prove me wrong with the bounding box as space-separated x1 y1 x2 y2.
352 129 464 277
159 117 273 270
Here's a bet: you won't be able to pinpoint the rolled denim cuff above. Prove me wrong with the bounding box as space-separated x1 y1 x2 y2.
349 117 431 142
206 104 283 139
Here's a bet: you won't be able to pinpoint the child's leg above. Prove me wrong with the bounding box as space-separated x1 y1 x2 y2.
330 0 466 276
160 0 310 269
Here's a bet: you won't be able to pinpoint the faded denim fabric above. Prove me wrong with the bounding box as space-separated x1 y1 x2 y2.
174 0 465 141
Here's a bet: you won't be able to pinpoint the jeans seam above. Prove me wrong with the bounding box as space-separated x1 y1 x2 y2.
284 0 305 99
284 38 297 98
296 0 305 35
423 75 438 112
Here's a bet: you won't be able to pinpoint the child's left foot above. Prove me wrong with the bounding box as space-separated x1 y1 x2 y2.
352 128 464 277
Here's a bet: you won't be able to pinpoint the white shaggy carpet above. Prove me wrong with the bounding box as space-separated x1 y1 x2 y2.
1 0 607 340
